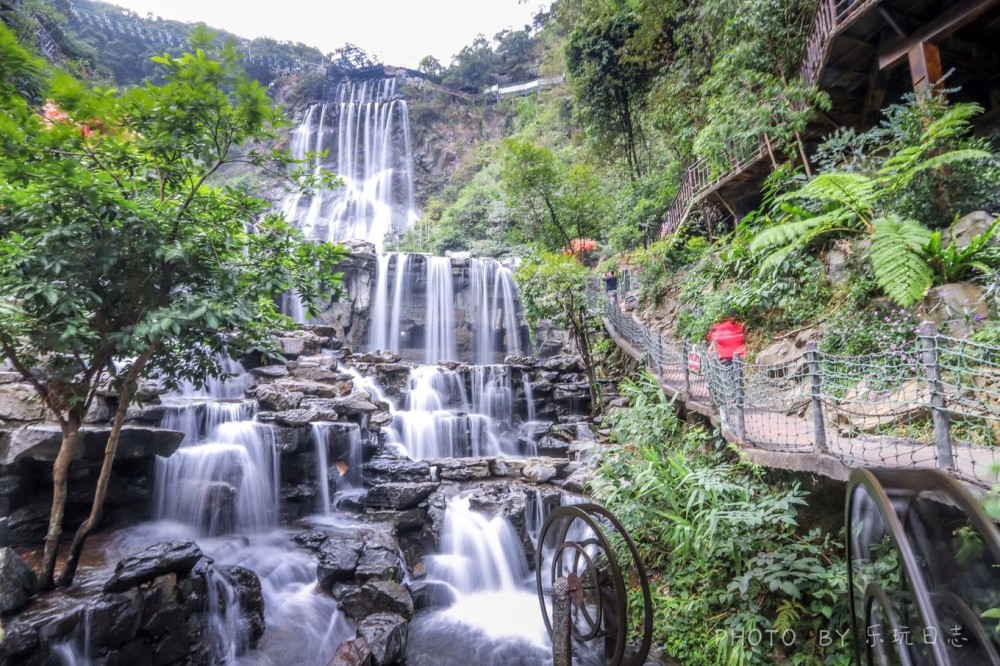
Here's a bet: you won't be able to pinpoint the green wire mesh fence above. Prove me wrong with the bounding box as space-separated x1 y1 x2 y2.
603 299 1000 489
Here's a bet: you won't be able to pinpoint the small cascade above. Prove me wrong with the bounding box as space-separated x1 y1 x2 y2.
469 259 524 364
154 356 279 535
310 422 365 514
425 495 528 595
408 494 550 660
282 79 419 251
387 365 527 459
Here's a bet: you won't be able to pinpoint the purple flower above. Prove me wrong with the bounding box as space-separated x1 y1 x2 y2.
975 314 987 322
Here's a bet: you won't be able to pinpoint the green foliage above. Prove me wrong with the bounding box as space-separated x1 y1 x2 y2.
924 216 1000 284
514 251 599 336
869 217 934 306
500 138 611 252
0 24 346 406
750 99 992 306
593 374 850 664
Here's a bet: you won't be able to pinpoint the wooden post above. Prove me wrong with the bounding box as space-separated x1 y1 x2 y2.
682 341 691 395
552 577 573 666
734 353 746 441
807 341 828 453
920 322 954 471
908 41 943 95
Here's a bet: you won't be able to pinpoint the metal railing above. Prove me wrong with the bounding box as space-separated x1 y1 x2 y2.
604 300 1000 490
659 0 884 238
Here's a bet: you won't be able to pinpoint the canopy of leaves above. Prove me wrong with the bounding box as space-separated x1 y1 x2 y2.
0 24 347 410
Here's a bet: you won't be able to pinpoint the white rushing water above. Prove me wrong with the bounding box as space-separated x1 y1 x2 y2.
282 79 419 252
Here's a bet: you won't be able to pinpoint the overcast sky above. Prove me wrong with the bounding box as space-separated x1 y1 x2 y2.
103 0 547 69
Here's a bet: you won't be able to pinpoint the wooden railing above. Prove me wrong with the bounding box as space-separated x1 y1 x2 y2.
659 0 882 237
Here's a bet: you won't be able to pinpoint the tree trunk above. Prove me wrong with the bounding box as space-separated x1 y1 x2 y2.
58 352 152 587
38 416 82 590
566 301 599 413
794 130 813 179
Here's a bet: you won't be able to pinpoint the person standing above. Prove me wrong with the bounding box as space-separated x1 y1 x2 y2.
706 314 746 365
603 270 618 304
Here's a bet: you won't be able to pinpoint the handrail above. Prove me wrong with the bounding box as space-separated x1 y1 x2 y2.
659 0 884 238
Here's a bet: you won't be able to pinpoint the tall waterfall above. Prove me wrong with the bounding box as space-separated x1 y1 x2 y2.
282 79 419 251
367 253 528 364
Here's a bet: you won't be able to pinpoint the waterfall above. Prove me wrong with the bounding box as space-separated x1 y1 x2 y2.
424 256 457 364
469 259 524 364
282 79 419 251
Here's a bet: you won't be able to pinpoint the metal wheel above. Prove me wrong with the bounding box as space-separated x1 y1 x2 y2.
536 503 652 665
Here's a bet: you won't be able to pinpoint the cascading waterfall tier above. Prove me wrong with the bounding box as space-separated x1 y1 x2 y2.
282 79 419 252
367 252 528 364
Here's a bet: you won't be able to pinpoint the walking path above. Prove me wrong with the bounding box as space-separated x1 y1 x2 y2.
603 304 1000 490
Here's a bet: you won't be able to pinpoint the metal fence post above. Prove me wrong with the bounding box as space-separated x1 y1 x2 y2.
807 341 827 453
682 340 691 395
734 353 746 441
920 322 954 472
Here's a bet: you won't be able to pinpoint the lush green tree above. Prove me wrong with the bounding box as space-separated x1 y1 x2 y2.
0 26 346 588
563 7 655 180
514 252 601 408
417 55 443 78
499 138 611 251
443 34 496 89
493 27 537 80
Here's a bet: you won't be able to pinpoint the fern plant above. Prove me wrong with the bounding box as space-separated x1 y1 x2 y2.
924 216 1000 284
748 101 992 305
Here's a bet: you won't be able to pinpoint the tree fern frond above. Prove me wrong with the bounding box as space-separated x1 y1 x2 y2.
747 215 830 252
924 102 983 142
871 217 933 306
894 149 993 187
776 172 876 208
756 243 800 274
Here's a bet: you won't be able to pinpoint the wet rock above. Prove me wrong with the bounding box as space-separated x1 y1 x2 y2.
364 508 426 530
267 408 340 427
946 210 997 250
317 537 365 589
363 455 431 485
329 392 378 416
356 613 408 666
355 547 404 583
125 402 168 424
85 590 142 650
363 482 440 510
250 364 289 380
277 335 323 359
489 458 526 477
561 467 594 493
428 457 492 481
293 530 330 551
219 564 266 645
0 546 37 613
329 637 374 666
536 436 569 456
2 424 184 466
523 463 558 484
504 355 536 367
340 581 414 620
409 579 455 609
104 541 203 593
251 383 304 411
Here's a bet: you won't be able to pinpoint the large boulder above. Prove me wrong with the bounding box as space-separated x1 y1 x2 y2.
921 282 988 338
0 547 37 613
944 211 997 250
356 613 408 666
1 424 184 466
317 537 365 589
832 379 931 434
104 541 203 593
362 482 439 510
339 581 413 620
427 457 492 481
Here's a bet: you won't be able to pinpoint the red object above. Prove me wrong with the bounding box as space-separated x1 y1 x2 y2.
706 320 746 361
687 350 701 373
